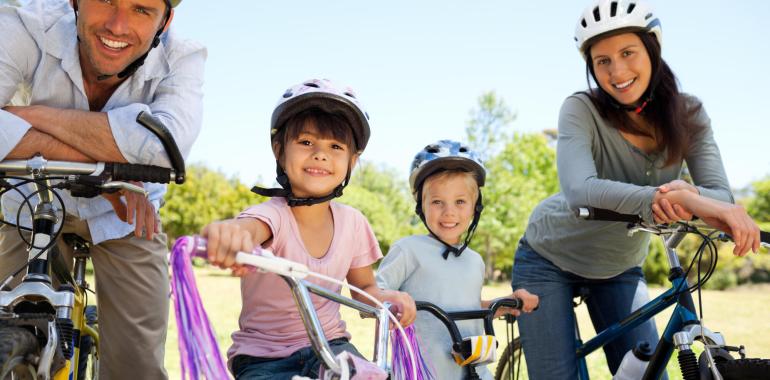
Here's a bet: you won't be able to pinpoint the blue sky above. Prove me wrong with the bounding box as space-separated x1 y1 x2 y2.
172 1 769 190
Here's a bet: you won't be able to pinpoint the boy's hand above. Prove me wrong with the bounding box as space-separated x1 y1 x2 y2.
200 220 255 270
380 290 416 328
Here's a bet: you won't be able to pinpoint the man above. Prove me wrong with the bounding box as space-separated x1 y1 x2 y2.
0 0 206 378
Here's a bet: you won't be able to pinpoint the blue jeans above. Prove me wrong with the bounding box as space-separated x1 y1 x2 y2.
231 338 362 380
511 238 668 380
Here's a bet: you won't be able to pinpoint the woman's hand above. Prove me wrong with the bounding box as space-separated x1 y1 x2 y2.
491 289 539 318
652 180 699 223
663 191 761 256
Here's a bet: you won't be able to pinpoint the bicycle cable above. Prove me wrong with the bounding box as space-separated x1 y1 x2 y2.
0 177 68 289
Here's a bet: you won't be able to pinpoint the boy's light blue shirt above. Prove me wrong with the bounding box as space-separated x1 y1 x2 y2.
0 0 206 243
376 234 493 380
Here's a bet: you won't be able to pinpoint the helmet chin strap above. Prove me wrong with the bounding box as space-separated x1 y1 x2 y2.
415 190 484 260
610 93 653 115
251 162 350 207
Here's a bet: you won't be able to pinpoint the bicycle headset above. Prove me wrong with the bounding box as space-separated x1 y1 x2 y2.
409 140 486 260
251 79 371 207
72 0 182 80
575 0 662 114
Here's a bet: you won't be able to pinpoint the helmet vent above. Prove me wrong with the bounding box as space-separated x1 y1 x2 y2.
644 12 653 20
344 91 356 98
426 145 440 153
581 19 587 28
282 90 293 98
592 6 601 22
627 3 636 14
303 82 320 88
459 147 468 153
610 2 618 17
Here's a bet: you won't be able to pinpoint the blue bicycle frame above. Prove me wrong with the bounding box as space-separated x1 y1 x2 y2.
572 227 720 380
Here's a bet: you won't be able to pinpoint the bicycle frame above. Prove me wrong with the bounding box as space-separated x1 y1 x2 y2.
0 163 101 380
281 275 392 374
573 227 725 380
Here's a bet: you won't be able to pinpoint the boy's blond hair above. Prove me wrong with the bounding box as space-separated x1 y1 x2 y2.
421 169 480 208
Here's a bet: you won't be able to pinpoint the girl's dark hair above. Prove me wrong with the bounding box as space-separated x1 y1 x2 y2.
272 108 358 160
584 31 703 166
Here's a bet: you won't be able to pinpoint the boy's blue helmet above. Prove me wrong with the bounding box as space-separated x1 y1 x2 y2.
409 140 486 199
409 140 486 259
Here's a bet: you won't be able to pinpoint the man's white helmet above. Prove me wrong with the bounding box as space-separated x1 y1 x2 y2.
574 0 662 56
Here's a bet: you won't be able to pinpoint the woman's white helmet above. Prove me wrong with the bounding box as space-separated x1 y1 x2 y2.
574 0 662 56
271 78 370 152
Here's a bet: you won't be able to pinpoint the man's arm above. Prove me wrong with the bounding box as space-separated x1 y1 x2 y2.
4 106 124 162
6 128 93 162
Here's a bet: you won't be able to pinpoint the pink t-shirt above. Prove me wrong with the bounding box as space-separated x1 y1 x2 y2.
227 197 382 362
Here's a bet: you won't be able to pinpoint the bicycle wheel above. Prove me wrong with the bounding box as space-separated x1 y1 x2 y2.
0 325 39 380
494 337 527 380
716 358 770 380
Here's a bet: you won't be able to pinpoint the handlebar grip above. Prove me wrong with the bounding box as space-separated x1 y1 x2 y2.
575 207 642 223
109 163 172 184
136 111 186 184
762 231 770 245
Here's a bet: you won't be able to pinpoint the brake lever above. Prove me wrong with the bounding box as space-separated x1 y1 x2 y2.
102 181 147 196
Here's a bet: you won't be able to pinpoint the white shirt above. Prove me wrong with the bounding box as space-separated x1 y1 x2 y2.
0 0 206 243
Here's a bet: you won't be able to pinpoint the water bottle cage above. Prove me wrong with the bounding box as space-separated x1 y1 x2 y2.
452 335 497 366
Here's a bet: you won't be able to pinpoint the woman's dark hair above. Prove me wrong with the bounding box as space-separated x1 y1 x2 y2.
584 31 703 166
272 108 358 161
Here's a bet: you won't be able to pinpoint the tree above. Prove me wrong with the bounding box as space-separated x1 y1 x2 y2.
340 161 418 254
464 91 559 279
160 164 265 243
747 177 770 222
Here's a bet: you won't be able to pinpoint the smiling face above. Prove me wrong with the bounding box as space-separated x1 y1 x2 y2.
278 119 357 198
421 172 478 245
74 0 171 80
589 32 652 106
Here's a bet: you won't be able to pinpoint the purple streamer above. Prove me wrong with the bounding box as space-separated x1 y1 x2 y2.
390 325 435 380
170 236 231 380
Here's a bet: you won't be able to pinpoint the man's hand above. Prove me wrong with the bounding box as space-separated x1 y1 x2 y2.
102 181 159 240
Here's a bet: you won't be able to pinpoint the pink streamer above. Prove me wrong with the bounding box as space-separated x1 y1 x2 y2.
390 325 435 380
170 236 230 379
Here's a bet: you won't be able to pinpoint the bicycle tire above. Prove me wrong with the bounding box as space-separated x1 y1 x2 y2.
494 337 527 380
0 325 40 380
716 358 770 380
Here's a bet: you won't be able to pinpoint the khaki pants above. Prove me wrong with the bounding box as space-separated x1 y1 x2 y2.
0 216 169 380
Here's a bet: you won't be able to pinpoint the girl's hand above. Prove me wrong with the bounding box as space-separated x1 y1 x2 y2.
381 290 416 328
200 220 255 269
653 180 699 223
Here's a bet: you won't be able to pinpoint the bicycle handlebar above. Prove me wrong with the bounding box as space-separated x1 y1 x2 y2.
415 298 523 351
575 206 770 246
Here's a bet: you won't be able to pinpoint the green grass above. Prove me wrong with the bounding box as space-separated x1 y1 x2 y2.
164 267 770 379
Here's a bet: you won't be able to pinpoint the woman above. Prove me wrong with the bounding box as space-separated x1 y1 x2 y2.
510 0 762 378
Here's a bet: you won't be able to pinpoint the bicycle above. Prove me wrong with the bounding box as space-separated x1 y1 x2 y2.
493 207 770 380
176 235 526 380
0 112 185 380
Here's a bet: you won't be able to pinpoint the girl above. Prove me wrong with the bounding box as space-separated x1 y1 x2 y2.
511 1 762 378
201 79 416 380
